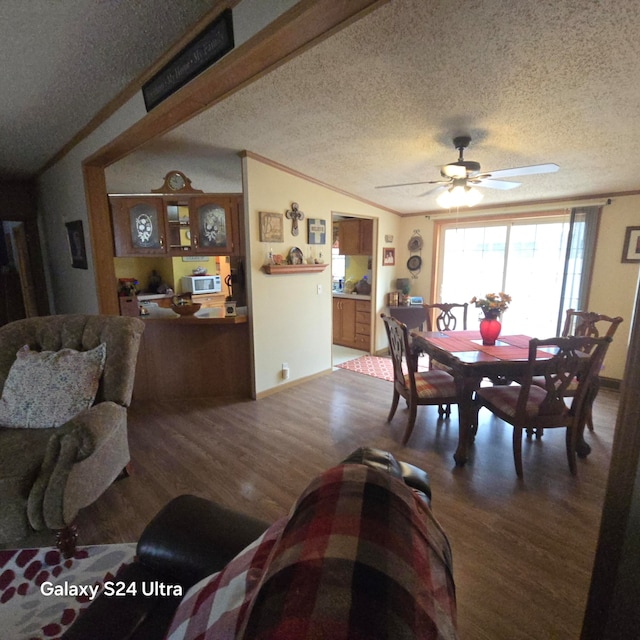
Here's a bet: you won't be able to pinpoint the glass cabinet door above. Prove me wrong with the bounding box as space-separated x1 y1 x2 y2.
191 197 233 254
110 197 167 256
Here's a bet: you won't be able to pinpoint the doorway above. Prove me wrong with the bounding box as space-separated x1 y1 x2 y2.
331 213 376 366
1 218 49 325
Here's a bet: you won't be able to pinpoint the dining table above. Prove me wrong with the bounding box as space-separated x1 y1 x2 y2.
410 329 592 466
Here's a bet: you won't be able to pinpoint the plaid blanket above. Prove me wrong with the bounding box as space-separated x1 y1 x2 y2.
167 464 457 639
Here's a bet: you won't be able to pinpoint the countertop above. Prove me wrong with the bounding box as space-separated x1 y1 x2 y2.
332 292 371 301
139 301 248 324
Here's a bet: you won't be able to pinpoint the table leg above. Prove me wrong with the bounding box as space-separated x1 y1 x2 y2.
454 374 482 466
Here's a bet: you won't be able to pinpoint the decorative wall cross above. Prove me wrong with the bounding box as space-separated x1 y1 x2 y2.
285 202 305 236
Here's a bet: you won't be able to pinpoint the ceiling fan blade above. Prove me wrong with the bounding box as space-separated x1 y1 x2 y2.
418 185 447 197
375 179 446 189
473 178 521 190
478 163 559 180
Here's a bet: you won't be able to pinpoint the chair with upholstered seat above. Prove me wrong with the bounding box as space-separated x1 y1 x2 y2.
529 309 622 434
0 314 144 556
475 335 611 478
421 302 468 416
381 314 459 445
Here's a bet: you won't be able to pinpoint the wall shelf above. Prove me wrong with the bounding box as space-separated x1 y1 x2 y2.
262 263 329 275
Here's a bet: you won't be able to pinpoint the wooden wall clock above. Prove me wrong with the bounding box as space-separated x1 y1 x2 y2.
152 171 203 194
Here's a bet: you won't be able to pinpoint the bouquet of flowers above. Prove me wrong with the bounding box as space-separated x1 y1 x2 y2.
470 292 511 317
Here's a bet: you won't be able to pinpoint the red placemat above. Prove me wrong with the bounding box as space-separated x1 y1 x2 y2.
498 334 534 349
478 345 554 361
423 335 481 352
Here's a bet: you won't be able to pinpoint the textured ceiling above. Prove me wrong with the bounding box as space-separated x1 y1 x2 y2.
117 0 640 214
0 0 212 178
6 0 640 216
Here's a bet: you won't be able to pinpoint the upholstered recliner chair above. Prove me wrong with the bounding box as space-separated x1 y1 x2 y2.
0 314 144 555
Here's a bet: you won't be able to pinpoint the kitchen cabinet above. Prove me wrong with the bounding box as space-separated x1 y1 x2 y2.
111 197 168 256
354 300 371 348
167 196 237 256
333 297 371 349
338 218 373 255
111 194 242 258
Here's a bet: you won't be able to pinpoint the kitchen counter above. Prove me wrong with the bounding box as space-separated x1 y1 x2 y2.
133 305 251 402
139 301 247 324
332 292 371 301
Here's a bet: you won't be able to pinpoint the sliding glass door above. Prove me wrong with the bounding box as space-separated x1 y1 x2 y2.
437 210 597 337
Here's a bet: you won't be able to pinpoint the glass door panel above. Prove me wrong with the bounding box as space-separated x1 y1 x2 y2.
192 198 232 254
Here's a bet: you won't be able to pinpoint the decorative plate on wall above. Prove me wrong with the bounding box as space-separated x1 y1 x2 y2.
407 255 422 272
408 235 423 252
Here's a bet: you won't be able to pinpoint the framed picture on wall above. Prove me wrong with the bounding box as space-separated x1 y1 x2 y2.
621 226 640 262
383 247 395 266
307 218 326 244
65 220 88 269
259 211 284 242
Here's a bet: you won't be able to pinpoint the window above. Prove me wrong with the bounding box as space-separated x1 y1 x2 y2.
436 209 598 337
331 247 345 282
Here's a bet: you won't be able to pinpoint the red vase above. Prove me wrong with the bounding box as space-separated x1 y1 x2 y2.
479 315 501 345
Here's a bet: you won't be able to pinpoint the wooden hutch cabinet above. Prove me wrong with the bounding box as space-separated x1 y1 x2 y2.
110 172 242 258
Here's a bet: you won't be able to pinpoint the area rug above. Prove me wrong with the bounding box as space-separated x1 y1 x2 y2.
336 355 428 382
0 542 136 640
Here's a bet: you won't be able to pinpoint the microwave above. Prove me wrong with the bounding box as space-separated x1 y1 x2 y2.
182 275 221 294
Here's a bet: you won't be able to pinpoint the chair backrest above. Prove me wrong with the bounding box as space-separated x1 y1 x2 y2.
423 302 468 332
562 309 623 345
0 314 145 407
381 314 414 394
518 335 612 421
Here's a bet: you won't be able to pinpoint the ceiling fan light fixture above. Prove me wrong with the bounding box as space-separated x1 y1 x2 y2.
437 185 484 209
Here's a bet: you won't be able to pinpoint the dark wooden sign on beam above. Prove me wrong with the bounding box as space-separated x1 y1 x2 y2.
142 9 234 111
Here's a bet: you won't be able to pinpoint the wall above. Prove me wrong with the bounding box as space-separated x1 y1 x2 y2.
38 98 149 314
345 255 371 286
243 155 401 395
113 256 173 291
36 0 298 316
398 198 640 381
587 197 640 380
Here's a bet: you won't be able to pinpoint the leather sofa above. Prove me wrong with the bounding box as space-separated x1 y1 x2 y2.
62 447 457 639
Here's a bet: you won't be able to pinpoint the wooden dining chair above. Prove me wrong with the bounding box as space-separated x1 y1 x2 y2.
475 335 612 478
423 302 468 332
421 302 468 416
530 309 623 433
381 314 459 445
562 308 623 341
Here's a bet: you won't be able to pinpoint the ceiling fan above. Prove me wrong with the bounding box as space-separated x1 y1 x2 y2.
375 136 559 208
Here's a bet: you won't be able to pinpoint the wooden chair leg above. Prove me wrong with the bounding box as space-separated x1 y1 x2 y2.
402 402 418 445
56 523 78 559
116 462 134 480
438 403 452 418
387 390 400 422
566 427 578 475
585 406 595 431
513 427 524 478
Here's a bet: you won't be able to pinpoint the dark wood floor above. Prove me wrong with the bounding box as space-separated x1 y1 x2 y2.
74 368 618 640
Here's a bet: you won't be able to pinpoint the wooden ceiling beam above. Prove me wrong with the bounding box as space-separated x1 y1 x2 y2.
85 0 387 169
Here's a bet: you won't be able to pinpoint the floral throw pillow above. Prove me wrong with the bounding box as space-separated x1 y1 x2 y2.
0 343 107 429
